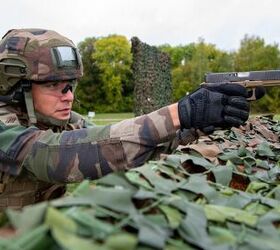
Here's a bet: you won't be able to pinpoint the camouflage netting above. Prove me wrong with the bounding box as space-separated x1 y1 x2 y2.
0 116 279 250
131 37 172 116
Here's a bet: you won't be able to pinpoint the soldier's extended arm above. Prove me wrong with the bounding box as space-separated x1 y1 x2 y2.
0 106 178 183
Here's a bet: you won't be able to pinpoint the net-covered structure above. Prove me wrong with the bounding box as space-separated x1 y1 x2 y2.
131 37 172 116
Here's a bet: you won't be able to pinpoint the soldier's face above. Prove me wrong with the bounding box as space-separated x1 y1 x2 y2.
32 82 74 120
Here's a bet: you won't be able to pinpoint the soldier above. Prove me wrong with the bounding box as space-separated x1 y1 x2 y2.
0 28 252 210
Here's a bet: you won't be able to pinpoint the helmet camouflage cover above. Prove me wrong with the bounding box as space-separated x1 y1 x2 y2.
0 28 83 95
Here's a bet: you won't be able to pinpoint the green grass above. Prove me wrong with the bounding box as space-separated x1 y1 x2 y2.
88 112 134 125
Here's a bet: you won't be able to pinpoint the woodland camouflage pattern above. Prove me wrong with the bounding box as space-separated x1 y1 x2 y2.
0 116 279 249
0 104 176 183
0 28 83 94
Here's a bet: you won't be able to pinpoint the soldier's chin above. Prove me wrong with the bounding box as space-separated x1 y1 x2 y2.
55 114 71 121
55 110 71 120
35 111 69 126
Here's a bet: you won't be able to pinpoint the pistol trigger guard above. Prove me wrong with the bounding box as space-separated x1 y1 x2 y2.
247 88 256 101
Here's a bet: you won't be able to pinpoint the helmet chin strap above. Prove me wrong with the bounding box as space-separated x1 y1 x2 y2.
24 89 37 125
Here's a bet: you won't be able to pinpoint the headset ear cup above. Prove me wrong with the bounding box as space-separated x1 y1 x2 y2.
0 59 27 95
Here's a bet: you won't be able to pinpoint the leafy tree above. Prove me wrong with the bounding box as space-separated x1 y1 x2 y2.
234 35 280 113
208 50 234 73
73 37 101 114
234 35 280 71
92 35 133 112
171 66 193 100
166 39 234 101
159 43 195 68
73 35 133 113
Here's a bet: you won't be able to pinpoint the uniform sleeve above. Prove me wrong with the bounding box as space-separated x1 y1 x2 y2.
0 123 45 176
1 107 177 183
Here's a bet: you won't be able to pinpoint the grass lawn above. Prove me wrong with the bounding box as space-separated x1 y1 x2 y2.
88 112 134 125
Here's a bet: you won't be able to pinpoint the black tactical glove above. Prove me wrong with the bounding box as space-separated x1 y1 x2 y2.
178 83 253 134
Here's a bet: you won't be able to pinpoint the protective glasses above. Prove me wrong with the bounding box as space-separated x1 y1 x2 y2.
36 81 77 97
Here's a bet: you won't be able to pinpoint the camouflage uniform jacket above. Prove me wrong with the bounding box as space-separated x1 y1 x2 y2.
0 102 177 209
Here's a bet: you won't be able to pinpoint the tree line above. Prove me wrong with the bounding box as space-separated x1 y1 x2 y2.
73 34 280 114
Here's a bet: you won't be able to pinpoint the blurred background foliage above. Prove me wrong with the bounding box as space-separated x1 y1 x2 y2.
73 34 280 115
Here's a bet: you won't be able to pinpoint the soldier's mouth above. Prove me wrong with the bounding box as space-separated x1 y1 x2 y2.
57 108 71 113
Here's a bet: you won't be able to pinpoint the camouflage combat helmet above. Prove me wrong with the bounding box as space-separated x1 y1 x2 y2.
0 28 83 94
0 28 83 125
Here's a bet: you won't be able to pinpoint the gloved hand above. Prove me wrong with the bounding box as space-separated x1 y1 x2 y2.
178 83 261 134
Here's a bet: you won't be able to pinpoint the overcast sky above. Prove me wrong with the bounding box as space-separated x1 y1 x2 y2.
1 0 279 51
